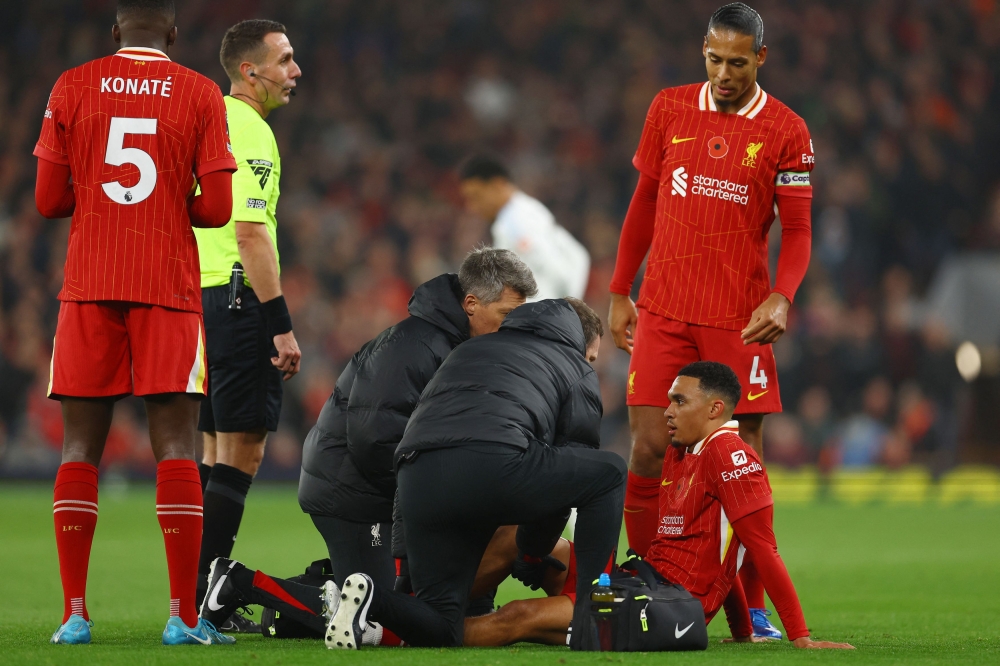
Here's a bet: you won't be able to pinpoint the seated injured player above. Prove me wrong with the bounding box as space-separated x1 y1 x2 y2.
199 525 585 646
642 361 853 649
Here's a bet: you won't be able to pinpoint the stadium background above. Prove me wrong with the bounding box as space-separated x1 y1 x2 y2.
2 0 1000 490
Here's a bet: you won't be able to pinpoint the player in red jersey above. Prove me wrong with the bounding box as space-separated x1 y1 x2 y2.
34 0 237 646
609 3 813 636
645 361 851 649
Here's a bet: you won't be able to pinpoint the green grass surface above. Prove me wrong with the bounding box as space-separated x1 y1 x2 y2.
1 483 998 664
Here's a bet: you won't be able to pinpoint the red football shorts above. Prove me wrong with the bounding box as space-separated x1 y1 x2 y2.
49 301 208 399
627 308 782 414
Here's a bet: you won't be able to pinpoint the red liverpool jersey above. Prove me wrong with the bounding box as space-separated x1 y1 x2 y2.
632 82 814 330
645 421 773 616
34 47 237 312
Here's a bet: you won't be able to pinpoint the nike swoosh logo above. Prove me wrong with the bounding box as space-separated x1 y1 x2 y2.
662 479 672 486
747 390 768 401
184 631 212 645
671 136 696 144
623 508 644 513
675 621 695 639
207 574 228 612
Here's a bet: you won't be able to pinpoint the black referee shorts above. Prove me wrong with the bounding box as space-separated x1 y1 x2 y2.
198 285 282 433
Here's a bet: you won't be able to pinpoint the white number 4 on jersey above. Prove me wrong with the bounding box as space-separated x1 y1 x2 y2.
750 356 768 389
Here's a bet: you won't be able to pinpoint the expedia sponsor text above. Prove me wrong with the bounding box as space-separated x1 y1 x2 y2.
721 461 763 482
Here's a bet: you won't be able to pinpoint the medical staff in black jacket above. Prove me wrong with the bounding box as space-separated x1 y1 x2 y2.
327 298 627 649
297 248 536 588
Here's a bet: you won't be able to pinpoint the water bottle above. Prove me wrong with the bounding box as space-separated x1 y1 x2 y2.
591 572 615 651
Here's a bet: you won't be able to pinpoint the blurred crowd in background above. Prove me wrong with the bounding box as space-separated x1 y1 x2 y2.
2 0 1000 479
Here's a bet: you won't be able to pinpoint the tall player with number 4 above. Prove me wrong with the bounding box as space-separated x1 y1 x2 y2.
608 3 813 640
34 0 237 646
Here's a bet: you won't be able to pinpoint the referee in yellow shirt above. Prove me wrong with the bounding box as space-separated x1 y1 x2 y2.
193 19 302 631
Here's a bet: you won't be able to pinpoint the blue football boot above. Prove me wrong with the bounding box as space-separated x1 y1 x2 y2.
51 614 93 644
162 616 235 645
750 608 783 640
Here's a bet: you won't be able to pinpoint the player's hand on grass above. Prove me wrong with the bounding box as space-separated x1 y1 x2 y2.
741 292 790 345
272 330 302 380
609 292 638 354
792 636 855 649
510 553 567 591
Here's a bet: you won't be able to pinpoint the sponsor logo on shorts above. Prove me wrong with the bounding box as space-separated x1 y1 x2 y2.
246 198 267 210
628 371 636 395
721 461 763 483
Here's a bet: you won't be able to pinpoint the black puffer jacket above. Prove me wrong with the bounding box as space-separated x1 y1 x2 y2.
298 274 469 522
395 299 602 462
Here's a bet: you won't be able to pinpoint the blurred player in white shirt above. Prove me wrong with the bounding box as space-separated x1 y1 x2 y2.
459 154 590 300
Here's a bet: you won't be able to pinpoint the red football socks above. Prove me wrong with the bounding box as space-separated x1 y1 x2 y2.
739 558 766 609
624 471 661 558
156 459 203 627
54 462 99 623
381 627 403 646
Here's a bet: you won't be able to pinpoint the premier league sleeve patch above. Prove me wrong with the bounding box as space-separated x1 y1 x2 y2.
775 171 810 187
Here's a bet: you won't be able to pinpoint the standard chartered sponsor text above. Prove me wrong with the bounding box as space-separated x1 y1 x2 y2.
658 514 684 536
691 175 749 205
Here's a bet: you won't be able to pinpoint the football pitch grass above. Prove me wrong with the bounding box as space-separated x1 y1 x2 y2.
2 484 998 665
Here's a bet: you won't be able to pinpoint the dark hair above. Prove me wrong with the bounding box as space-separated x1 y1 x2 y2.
565 297 604 347
117 0 175 22
677 361 742 412
459 246 537 304
459 153 511 182
707 2 764 52
220 19 287 83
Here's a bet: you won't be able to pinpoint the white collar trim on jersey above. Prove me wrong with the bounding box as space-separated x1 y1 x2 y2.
698 82 768 119
115 47 171 62
690 420 740 456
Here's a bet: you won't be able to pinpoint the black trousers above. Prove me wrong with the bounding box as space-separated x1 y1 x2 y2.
310 514 395 591
371 444 626 647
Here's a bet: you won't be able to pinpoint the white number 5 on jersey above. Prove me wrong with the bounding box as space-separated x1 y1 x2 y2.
102 117 158 205
750 356 768 389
